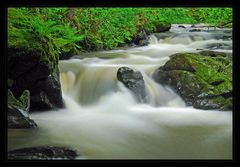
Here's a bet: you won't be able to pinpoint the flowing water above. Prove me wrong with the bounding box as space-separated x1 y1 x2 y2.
8 25 233 159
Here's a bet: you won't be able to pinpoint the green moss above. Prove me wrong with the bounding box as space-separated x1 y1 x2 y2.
8 89 30 110
8 89 22 108
179 71 209 93
19 90 30 109
156 51 232 110
168 52 232 95
164 53 197 72
161 52 228 92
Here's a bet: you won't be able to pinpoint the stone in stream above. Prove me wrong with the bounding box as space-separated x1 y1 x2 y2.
130 31 150 47
8 89 37 129
178 25 186 28
155 22 171 32
8 48 64 112
189 29 202 32
8 146 79 160
117 67 147 103
152 51 232 111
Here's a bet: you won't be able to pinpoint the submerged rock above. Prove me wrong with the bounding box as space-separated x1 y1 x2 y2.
8 48 64 111
153 51 232 111
8 89 37 129
178 25 186 28
117 67 147 103
189 29 202 32
8 146 79 160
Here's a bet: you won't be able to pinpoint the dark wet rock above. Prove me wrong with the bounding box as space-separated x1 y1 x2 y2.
153 51 232 110
59 50 74 60
178 25 186 28
30 76 64 111
11 61 51 92
8 89 37 129
8 48 64 112
8 146 79 160
155 22 171 32
189 29 202 32
8 79 14 88
130 31 150 46
138 38 150 46
117 67 147 103
8 108 38 129
8 48 41 80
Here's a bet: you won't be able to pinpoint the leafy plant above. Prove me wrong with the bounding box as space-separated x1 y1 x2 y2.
8 8 84 69
8 7 232 59
188 8 232 26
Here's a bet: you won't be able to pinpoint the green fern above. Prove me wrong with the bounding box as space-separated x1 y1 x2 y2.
8 7 232 57
8 8 84 70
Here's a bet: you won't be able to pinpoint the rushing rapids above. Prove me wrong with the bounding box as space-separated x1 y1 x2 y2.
8 25 232 159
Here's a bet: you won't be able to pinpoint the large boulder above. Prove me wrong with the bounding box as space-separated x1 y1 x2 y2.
8 48 64 111
30 75 63 111
8 89 37 129
155 21 171 33
8 146 79 160
117 67 147 103
152 51 232 111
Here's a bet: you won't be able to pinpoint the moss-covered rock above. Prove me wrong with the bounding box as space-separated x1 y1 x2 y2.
153 51 232 111
8 48 64 111
155 21 171 32
8 89 30 111
8 89 37 129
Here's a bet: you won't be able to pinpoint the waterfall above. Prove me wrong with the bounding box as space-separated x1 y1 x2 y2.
8 26 232 159
59 57 186 107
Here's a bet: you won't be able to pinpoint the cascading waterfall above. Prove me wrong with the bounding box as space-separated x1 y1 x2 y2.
8 26 232 159
59 57 185 107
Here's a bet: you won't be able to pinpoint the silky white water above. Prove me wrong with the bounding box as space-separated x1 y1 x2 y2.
8 27 232 159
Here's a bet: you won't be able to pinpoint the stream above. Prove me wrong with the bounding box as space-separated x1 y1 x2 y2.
8 24 233 159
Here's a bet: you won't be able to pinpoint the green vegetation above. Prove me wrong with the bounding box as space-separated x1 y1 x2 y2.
189 8 232 27
156 51 232 110
173 53 232 94
164 51 232 94
8 89 30 110
8 8 84 69
8 7 232 64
